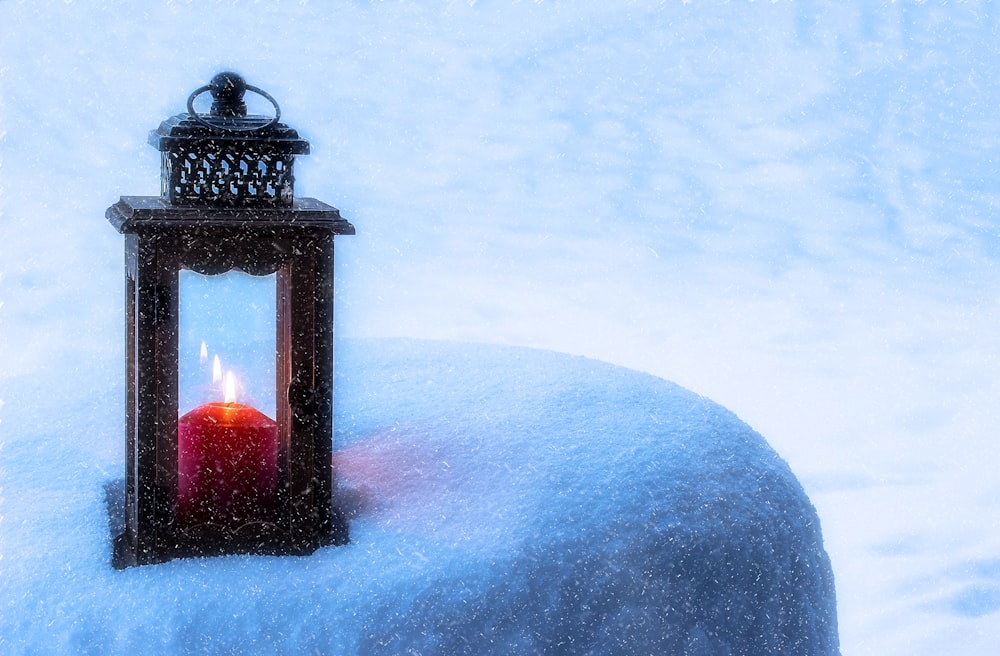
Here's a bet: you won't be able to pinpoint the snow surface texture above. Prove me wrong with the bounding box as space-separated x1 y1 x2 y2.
3 1 1000 654
1 338 838 655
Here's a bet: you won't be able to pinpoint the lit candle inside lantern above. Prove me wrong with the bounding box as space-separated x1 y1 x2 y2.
178 362 279 529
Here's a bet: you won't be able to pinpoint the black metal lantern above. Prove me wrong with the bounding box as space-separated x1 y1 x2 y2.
107 72 354 568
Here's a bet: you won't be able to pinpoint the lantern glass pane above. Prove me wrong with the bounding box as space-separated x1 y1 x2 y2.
178 269 277 418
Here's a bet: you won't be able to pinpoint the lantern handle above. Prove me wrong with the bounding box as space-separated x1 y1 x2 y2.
186 75 282 133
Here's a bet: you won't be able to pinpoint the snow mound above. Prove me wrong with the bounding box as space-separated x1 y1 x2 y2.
1 339 838 655
332 339 839 655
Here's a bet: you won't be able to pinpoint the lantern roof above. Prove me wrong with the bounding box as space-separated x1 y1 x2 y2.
107 195 356 235
148 71 310 155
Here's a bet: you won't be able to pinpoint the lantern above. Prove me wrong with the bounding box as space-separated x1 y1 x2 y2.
107 72 355 568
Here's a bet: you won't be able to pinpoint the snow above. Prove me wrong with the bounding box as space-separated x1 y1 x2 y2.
2 338 837 654
2 1 1000 654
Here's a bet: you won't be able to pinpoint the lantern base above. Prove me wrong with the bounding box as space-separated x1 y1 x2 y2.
111 523 349 569
108 479 349 569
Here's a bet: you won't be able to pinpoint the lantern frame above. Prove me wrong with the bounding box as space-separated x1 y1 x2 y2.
107 74 354 568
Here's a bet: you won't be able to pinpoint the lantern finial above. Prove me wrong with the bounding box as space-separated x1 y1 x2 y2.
209 71 248 118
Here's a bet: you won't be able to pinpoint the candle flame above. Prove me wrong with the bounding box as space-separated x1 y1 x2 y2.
212 355 222 384
224 370 237 404
199 341 208 363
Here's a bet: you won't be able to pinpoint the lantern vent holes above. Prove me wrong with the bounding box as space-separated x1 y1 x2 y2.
164 150 294 207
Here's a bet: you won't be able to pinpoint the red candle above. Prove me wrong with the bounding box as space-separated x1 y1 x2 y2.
177 401 279 528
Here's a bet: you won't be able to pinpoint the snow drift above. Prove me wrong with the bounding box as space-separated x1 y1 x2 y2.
1 338 838 655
